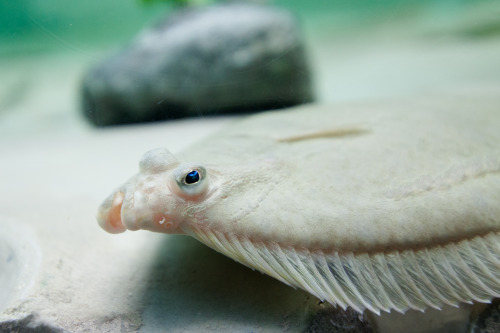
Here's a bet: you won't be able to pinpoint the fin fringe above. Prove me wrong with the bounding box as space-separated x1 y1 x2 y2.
189 226 500 314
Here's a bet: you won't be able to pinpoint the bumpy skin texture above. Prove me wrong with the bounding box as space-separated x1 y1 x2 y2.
98 94 500 314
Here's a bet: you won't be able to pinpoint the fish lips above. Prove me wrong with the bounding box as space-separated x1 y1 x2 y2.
97 187 179 234
97 188 154 233
97 189 127 234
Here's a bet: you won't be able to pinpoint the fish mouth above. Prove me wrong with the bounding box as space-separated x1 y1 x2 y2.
97 190 127 234
97 189 178 234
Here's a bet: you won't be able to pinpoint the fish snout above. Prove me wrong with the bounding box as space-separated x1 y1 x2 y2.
97 188 142 233
97 187 182 234
97 190 126 234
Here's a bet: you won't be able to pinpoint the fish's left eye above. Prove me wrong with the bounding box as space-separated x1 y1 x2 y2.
184 170 200 185
170 164 208 200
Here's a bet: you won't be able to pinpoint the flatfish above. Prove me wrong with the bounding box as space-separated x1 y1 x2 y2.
97 94 500 315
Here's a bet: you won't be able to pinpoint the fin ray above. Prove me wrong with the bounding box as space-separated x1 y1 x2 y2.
188 226 500 314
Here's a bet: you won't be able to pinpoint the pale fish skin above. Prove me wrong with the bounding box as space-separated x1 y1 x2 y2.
97 95 500 318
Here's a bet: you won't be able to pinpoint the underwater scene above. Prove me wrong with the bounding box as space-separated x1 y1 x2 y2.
1 1 500 332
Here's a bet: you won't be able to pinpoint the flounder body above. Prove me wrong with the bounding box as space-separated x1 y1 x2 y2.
98 95 500 315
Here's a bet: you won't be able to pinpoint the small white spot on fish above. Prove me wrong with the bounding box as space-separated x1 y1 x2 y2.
158 217 166 225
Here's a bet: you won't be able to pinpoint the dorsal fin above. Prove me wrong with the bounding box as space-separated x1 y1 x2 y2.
187 225 500 315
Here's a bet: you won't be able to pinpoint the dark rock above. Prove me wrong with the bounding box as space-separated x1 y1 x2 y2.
0 314 65 333
306 304 373 333
81 3 313 126
472 300 500 333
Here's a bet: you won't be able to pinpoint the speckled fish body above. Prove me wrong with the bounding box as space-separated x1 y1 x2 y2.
98 94 500 314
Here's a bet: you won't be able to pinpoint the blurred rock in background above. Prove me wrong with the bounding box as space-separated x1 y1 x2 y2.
81 2 313 126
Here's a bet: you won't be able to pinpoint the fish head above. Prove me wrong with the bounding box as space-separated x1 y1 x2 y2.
97 147 214 234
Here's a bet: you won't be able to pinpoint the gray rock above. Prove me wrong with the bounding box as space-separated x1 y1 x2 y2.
0 220 41 314
81 3 313 126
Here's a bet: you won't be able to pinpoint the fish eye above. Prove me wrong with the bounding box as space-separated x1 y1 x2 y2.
184 170 201 185
170 165 208 199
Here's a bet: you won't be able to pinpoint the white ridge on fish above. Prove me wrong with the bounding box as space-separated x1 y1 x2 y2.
97 94 500 315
